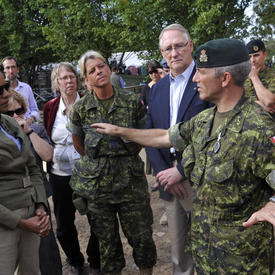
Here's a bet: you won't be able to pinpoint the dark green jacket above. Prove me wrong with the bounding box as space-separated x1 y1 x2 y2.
0 114 47 229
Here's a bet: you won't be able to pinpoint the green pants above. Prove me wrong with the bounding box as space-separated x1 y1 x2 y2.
88 198 157 274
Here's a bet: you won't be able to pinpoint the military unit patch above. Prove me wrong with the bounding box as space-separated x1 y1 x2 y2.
270 136 275 144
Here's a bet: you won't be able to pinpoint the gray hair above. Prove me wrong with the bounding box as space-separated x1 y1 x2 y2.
214 60 252 87
51 62 80 92
78 50 106 78
159 24 191 49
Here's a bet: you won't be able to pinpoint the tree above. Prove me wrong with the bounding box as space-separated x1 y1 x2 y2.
250 0 274 39
0 0 57 85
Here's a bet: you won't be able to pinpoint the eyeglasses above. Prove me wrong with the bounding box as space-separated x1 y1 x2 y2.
148 69 158 75
58 75 76 82
0 81 10 96
4 107 25 117
162 41 189 55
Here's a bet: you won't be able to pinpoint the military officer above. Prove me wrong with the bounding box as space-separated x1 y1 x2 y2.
245 39 275 113
67 50 156 275
92 39 275 274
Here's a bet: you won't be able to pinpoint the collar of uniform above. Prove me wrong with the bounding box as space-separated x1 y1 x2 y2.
0 113 21 137
88 87 128 110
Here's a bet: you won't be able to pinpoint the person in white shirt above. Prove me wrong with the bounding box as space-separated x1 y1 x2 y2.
1 56 40 124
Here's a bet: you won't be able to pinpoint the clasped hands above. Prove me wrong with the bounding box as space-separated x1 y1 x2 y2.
17 205 51 237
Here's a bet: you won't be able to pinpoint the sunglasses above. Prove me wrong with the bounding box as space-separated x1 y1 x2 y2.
4 107 25 117
0 82 10 96
148 69 159 75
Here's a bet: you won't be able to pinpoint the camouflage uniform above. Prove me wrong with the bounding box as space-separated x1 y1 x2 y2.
244 66 275 101
169 95 275 274
68 88 156 274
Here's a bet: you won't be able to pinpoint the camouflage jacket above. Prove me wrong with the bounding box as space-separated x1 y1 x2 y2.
169 95 275 273
68 88 148 205
244 66 275 101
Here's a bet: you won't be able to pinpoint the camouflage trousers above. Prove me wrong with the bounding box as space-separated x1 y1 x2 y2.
87 198 157 274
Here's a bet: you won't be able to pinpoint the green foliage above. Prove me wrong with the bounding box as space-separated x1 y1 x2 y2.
250 0 274 39
0 0 273 82
0 0 56 84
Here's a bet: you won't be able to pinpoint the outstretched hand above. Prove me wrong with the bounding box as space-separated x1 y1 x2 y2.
91 123 120 136
243 201 275 227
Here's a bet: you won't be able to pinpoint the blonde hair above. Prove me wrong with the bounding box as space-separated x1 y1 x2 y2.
8 89 28 114
78 50 106 78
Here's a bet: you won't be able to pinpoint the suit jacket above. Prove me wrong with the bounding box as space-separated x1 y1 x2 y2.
145 66 213 201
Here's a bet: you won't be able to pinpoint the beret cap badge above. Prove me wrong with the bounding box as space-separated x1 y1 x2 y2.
253 45 259 51
199 49 208 62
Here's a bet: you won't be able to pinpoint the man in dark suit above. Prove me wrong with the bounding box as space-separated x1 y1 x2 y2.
145 24 212 275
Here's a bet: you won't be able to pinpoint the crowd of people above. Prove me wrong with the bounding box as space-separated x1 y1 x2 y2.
0 22 274 275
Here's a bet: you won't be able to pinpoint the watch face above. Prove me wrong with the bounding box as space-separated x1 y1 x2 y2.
270 196 275 203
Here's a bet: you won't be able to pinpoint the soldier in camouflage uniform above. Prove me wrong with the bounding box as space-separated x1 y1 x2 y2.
92 39 275 274
68 50 156 275
244 39 275 114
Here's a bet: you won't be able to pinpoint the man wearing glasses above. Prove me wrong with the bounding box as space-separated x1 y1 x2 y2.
145 24 212 275
1 56 39 124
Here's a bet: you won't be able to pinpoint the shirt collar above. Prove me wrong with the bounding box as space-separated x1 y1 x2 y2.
169 60 195 82
60 93 80 115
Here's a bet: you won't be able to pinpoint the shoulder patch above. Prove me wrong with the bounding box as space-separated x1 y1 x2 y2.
270 136 275 144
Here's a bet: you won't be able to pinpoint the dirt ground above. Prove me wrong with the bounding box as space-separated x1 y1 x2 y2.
50 149 275 275
50 149 171 275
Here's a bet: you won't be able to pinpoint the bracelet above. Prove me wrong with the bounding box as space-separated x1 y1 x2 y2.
26 129 34 136
269 196 275 203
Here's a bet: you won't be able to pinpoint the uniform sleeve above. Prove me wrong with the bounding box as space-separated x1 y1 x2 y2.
168 118 194 151
253 131 275 191
68 103 84 137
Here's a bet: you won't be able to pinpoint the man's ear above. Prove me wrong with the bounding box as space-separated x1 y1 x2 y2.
221 72 232 88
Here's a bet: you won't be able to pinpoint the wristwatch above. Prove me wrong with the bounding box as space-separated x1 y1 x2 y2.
269 196 275 203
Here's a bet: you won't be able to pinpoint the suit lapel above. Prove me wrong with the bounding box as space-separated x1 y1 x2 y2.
162 77 171 128
176 67 197 123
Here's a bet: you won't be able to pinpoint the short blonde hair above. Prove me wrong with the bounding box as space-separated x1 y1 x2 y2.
51 62 80 93
78 50 106 78
8 89 28 114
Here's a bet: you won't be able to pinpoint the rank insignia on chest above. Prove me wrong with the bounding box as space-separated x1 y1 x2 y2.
199 49 208 62
270 136 275 144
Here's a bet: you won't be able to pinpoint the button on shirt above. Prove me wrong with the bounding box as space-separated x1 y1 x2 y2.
51 94 80 176
169 60 195 153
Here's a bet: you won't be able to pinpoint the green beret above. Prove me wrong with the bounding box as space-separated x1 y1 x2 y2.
246 39 266 54
194 38 249 68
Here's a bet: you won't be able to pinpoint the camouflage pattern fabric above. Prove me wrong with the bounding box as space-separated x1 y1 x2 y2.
244 66 275 101
169 95 275 274
68 88 156 274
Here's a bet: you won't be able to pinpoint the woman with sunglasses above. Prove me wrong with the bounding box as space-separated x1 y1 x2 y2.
5 89 63 275
140 60 164 109
0 68 50 274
